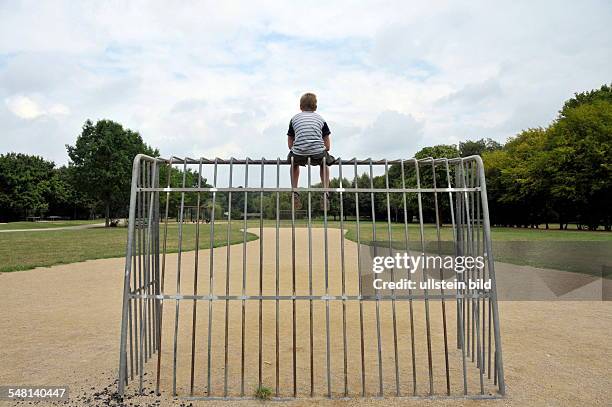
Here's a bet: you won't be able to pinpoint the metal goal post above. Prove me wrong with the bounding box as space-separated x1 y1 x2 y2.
117 154 505 400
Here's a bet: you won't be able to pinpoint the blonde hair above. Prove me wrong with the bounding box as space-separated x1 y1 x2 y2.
300 93 317 111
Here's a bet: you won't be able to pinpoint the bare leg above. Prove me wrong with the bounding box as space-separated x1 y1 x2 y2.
320 164 330 210
319 164 329 188
291 164 302 209
291 164 300 188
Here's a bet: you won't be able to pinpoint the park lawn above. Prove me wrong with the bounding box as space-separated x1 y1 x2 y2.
0 219 609 274
253 220 611 276
248 219 612 242
0 219 104 230
0 223 256 273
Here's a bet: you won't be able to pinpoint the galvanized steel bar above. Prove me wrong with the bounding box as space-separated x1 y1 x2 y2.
307 158 314 397
206 159 218 396
240 158 248 396
384 160 400 396
369 159 384 397
323 159 331 398
400 159 417 396
338 160 348 397
430 159 451 395
354 159 366 397
171 159 187 396
223 158 234 397
415 159 434 395
189 158 202 395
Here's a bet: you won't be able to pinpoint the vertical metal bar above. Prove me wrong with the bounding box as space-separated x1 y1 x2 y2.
369 159 383 397
146 161 156 361
138 161 145 393
354 159 365 397
470 164 476 363
206 159 218 396
471 161 485 395
240 159 249 397
456 164 464 350
307 158 314 397
142 162 149 362
223 158 234 397
384 160 400 396
488 290 492 379
462 159 477 382
172 159 188 396
153 163 161 355
156 158 173 395
338 160 348 397
189 159 203 395
323 159 331 398
444 159 467 395
275 158 280 397
414 159 434 395
481 176 487 379
455 161 468 395
133 243 138 380
150 161 158 358
128 287 134 381
141 162 148 365
400 160 417 396
118 155 143 396
258 158 264 390
291 156 298 397
430 159 450 395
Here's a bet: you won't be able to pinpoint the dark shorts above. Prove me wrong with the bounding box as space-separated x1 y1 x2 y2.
287 150 335 166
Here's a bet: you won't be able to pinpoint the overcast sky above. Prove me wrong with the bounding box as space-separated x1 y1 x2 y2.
1 1 610 165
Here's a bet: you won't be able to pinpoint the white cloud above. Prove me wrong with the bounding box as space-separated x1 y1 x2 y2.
4 95 70 120
0 1 610 164
5 95 44 119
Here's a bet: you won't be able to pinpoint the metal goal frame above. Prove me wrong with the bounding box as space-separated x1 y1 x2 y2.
117 154 505 400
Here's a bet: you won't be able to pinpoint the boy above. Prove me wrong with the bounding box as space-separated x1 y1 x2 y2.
287 92 334 209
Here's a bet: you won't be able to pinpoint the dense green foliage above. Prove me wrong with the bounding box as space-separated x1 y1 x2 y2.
483 85 611 230
66 120 157 226
0 153 87 221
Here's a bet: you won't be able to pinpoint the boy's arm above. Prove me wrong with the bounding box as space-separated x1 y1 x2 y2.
323 135 330 151
322 122 331 151
287 120 295 149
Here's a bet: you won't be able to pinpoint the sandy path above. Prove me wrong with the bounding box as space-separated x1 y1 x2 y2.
0 228 610 406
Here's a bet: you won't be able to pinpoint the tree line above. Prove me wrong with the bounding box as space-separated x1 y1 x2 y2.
1 85 610 230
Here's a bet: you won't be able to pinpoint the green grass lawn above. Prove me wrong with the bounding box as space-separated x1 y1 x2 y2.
0 219 104 230
0 219 609 273
0 223 256 273
287 220 611 276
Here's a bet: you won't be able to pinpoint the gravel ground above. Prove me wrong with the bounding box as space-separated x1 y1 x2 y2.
0 228 610 406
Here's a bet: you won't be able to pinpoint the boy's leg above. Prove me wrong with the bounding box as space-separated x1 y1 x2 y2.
290 163 302 209
319 163 329 188
320 162 330 210
291 164 300 188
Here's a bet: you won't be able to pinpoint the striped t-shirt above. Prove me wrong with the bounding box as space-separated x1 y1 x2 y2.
287 111 331 155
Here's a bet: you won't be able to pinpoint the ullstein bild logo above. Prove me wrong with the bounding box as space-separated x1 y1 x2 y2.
371 254 491 291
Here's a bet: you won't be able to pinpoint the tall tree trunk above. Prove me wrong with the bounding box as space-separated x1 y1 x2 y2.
105 200 110 227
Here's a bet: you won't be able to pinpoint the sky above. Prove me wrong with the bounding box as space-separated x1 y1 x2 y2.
1 0 611 166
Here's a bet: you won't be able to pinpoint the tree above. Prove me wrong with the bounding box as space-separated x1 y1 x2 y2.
481 84 612 230
560 84 612 115
66 120 157 226
0 153 68 221
459 138 502 157
483 128 552 228
548 98 612 230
